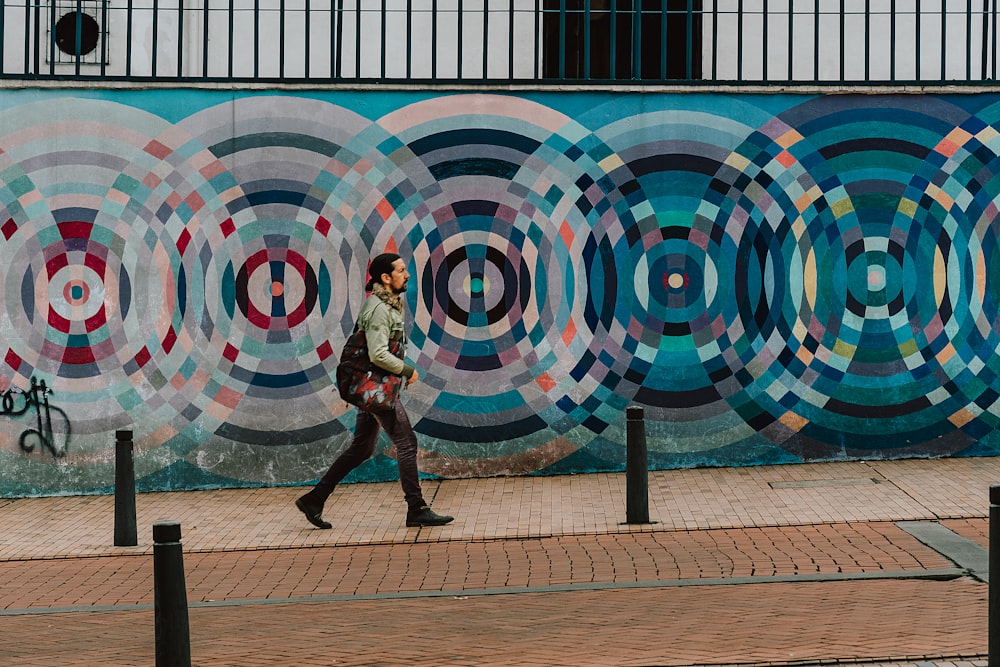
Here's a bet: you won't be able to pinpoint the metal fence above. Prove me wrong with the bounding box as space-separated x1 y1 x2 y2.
0 0 996 84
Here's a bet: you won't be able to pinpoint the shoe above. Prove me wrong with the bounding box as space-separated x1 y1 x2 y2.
295 495 332 529
406 505 454 527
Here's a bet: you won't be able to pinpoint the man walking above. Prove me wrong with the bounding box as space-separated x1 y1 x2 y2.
295 252 454 529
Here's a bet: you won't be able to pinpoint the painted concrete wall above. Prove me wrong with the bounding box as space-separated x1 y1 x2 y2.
1 88 998 497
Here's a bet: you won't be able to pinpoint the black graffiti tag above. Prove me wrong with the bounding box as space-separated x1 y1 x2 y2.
1 377 70 458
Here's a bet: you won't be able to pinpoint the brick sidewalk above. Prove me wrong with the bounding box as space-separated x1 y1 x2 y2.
0 522 966 610
0 579 988 667
0 457 997 666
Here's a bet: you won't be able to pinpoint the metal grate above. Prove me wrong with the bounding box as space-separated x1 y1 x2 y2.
47 0 108 65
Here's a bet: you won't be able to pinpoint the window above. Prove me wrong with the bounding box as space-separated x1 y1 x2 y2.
542 0 703 80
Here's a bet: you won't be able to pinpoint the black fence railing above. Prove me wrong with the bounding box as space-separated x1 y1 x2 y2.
0 0 996 84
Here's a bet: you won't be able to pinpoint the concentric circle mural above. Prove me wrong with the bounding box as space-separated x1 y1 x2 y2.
376 96 607 474
2 90 1000 495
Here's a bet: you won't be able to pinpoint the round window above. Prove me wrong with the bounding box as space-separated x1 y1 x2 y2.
54 11 100 56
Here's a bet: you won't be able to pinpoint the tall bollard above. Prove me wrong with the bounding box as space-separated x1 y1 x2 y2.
991 485 1000 667
154 521 191 667
114 429 137 547
626 406 650 524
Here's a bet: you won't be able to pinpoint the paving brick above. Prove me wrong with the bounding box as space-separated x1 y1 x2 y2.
0 456 997 666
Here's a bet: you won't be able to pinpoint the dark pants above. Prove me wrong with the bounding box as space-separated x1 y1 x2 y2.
308 400 425 510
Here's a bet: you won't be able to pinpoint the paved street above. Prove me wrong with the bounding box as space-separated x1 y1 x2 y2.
0 457 996 666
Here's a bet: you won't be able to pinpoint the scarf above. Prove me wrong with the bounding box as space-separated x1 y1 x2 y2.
372 283 403 312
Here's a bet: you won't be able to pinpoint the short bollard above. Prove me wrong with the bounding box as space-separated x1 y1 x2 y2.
626 405 650 524
114 430 137 547
153 521 191 667
991 485 1000 667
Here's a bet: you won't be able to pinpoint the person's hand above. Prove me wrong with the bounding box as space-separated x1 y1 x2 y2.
408 370 419 385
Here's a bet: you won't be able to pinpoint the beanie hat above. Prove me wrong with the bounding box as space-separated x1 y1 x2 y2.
366 252 402 290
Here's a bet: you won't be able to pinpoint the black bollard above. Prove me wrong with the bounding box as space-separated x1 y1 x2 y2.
153 521 191 667
626 405 650 524
991 485 1000 667
114 429 137 547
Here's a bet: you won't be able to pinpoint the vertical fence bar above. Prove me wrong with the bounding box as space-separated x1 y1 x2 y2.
685 0 693 77
20 0 28 75
610 0 617 77
44 7 52 75
253 0 259 78
839 0 844 80
70 0 78 73
508 0 514 79
405 0 412 78
993 0 997 79
965 0 975 82
202 0 208 77
558 0 565 77
532 0 539 77
813 0 819 80
431 0 438 78
633 0 641 78
20 0 29 75
865 0 870 80
762 0 768 81
662 0 668 79
916 0 922 77
737 0 743 79
280 0 286 78
354 0 360 78
74 0 82 75
587 0 596 78
45 0 52 74
890 0 896 79
967 0 973 79
32 0 40 75
152 0 160 76
101 0 110 77
788 0 794 80
305 0 313 79
332 0 340 75
938 0 948 81
334 0 343 78
457 0 464 78
659 0 670 81
227 0 234 77
982 0 990 79
990 0 997 81
47 0 55 75
380 0 386 77
580 0 585 78
177 0 184 77
711 0 718 79
539 0 545 77
126 0 134 75
482 0 489 78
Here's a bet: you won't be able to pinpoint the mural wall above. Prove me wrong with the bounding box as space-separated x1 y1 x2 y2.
2 89 999 496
